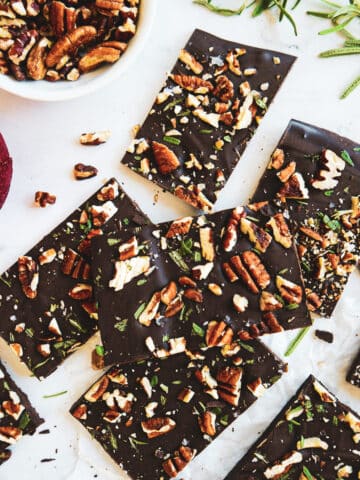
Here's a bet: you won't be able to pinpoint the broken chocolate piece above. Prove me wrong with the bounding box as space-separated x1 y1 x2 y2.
92 201 310 366
225 375 360 479
314 329 333 343
251 120 360 317
0 179 149 379
71 338 286 479
347 349 360 388
0 360 43 465
122 29 296 212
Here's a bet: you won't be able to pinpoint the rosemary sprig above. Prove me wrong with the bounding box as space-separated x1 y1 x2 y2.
193 0 246 16
341 75 360 98
284 327 311 357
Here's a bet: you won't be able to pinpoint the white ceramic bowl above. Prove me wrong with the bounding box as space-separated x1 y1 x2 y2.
0 0 156 102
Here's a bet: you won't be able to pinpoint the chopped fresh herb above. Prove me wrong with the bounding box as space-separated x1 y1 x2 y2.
192 322 205 337
160 383 168 394
198 401 207 412
254 452 268 464
163 135 181 146
269 374 282 384
319 212 341 232
315 403 325 413
223 134 232 143
32 358 50 371
302 466 314 480
180 238 193 256
95 345 105 357
107 238 121 246
107 426 118 450
136 278 147 286
193 0 245 16
43 390 67 399
160 395 167 406
199 129 213 134
285 303 299 310
341 149 355 166
332 415 338 425
134 302 147 320
69 318 87 333
114 318 128 332
0 276 11 288
129 436 147 449
123 217 129 225
238 341 255 353
255 97 267 110
18 411 31 430
301 260 311 272
324 189 334 196
285 327 310 357
25 328 34 338
193 251 202 262
168 250 189 272
220 414 229 426
354 147 360 152
150 375 158 387
164 98 182 112
278 268 289 275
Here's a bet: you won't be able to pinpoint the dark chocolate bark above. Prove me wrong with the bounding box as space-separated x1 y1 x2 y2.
347 349 360 388
70 340 286 480
0 179 149 379
225 375 360 479
121 29 296 212
251 119 360 317
0 360 43 465
92 201 310 366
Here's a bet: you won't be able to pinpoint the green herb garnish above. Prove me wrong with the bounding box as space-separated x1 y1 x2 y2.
193 0 245 16
285 327 310 357
341 149 355 166
43 390 67 399
163 135 181 146
114 318 128 332
192 322 205 337
95 345 105 356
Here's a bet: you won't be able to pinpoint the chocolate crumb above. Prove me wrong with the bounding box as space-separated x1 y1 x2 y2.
315 329 334 343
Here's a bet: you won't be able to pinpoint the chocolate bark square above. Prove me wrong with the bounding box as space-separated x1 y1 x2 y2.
0 360 43 465
122 29 296 212
225 375 360 479
0 179 149 379
71 340 286 480
92 201 310 366
251 119 360 317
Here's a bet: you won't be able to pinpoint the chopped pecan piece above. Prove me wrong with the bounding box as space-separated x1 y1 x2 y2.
38 248 57 265
268 148 285 170
276 275 302 304
199 227 215 261
299 226 323 243
68 283 93 300
306 289 322 312
264 451 303 479
164 297 184 318
277 172 309 200
222 262 239 283
34 191 56 207
192 262 213 281
61 249 90 280
178 276 196 287
233 294 248 313
139 291 161 327
240 218 272 253
118 236 138 260
160 281 177 305
226 48 244 75
79 130 112 146
18 256 39 299
198 411 216 436
170 74 213 93
266 213 292 248
216 366 242 406
247 377 266 397
242 250 271 290
174 185 214 212
260 291 283 312
162 446 197 478
73 163 98 180
213 75 234 101
141 417 176 439
165 216 192 238
72 404 87 420
277 161 296 183
178 48 203 74
84 376 109 402
0 426 22 444
205 320 233 347
97 180 119 201
312 149 345 190
183 288 203 303
262 312 283 333
177 387 195 403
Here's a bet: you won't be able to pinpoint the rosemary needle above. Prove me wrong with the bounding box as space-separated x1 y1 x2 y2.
319 46 360 57
284 327 311 357
341 75 360 99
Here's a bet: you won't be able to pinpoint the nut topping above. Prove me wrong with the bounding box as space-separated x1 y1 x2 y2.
179 48 203 74
80 130 111 146
152 141 180 175
205 320 233 347
276 275 302 305
266 213 292 248
73 163 98 180
141 417 176 439
165 216 193 238
170 74 213 94
240 218 272 253
312 149 345 190
198 411 216 436
84 376 109 402
18 256 39 299
34 191 56 207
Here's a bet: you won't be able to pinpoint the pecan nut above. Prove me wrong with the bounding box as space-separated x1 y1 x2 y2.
240 218 272 253
18 256 39 299
277 172 309 200
84 376 109 402
160 281 177 305
141 417 176 439
198 411 216 436
213 74 234 102
242 250 271 290
138 291 161 327
216 366 242 406
80 130 111 146
26 37 50 80
165 216 192 238
68 283 93 300
73 163 98 180
276 275 302 305
34 191 56 207
49 1 77 37
164 297 184 317
179 48 203 74
170 73 213 94
205 320 233 347
163 446 197 478
266 213 292 249
183 288 203 303
78 42 126 73
230 255 258 294
152 141 180 175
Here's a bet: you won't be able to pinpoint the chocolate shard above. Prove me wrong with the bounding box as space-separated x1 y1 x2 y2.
71 338 286 480
122 28 296 212
314 329 334 343
0 360 43 465
0 178 149 379
347 349 360 388
225 374 360 479
92 201 310 366
251 119 360 317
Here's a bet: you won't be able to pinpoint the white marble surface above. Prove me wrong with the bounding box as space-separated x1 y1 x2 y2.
0 0 359 479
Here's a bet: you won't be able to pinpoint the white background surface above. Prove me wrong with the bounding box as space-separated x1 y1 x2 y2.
0 0 359 479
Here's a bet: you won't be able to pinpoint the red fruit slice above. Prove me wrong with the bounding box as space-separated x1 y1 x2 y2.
0 133 12 209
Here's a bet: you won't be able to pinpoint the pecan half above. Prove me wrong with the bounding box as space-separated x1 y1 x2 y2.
277 161 296 183
46 26 97 68
160 281 177 305
26 37 50 80
170 73 213 94
68 283 93 300
72 404 87 420
84 376 109 402
18 256 39 299
79 42 126 73
277 172 309 200
73 163 98 180
178 48 203 74
262 312 283 333
152 141 180 175
311 149 345 191
199 227 215 262
141 417 176 439
198 411 216 436
34 191 56 207
205 320 233 347
183 288 203 303
49 1 77 37
164 297 184 317
260 291 283 312
242 250 271 290
217 366 242 406
230 255 258 294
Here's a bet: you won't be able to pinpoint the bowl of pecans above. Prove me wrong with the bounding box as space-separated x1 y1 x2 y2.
0 0 155 101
